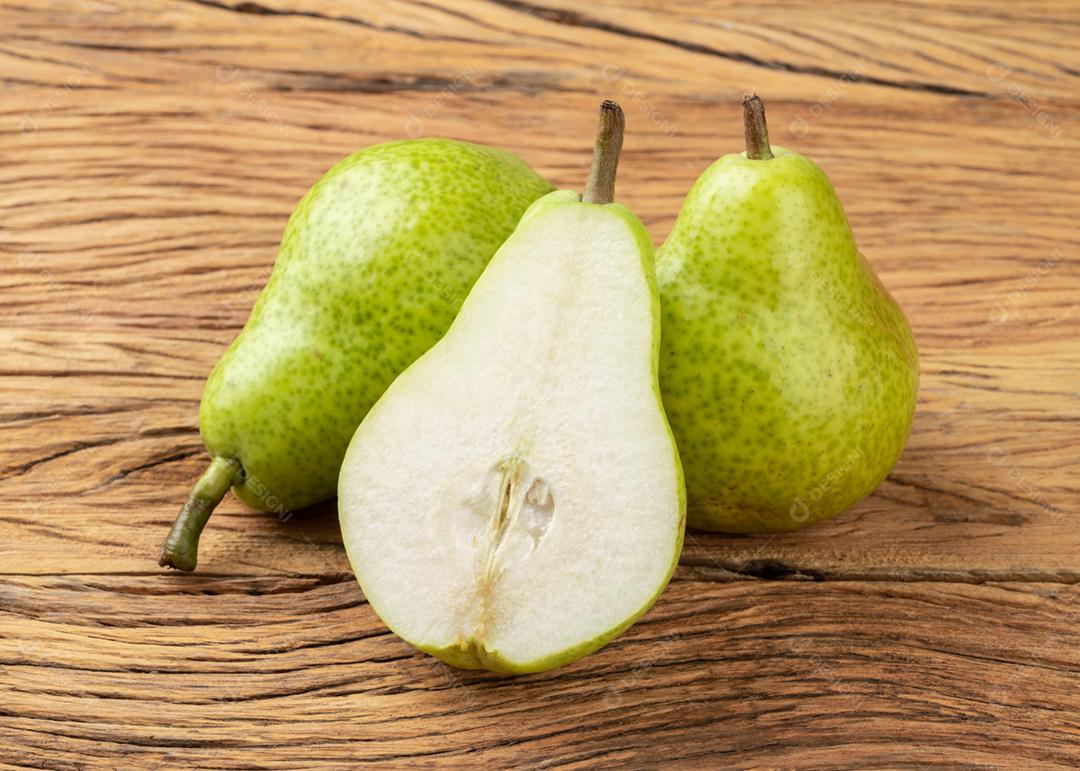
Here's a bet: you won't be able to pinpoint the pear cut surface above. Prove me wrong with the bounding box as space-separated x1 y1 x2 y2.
339 192 684 673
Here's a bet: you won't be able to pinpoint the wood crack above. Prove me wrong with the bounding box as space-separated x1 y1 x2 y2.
487 0 996 98
677 561 1080 584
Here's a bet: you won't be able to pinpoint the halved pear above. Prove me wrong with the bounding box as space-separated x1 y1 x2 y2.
339 108 683 673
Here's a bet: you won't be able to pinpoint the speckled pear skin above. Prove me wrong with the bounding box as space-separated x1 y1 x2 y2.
656 147 918 532
200 139 553 512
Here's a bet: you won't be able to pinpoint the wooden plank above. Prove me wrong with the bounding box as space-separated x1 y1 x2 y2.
2 0 1079 764
2 0 1076 102
1 90 1076 575
1 318 1076 577
2 573 1079 767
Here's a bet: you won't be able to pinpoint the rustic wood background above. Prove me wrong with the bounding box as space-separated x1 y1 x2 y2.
2 0 1078 767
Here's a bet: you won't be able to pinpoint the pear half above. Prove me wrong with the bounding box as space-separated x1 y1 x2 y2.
339 184 684 674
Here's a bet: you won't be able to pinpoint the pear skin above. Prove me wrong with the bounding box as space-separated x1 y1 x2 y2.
160 139 553 570
657 96 918 532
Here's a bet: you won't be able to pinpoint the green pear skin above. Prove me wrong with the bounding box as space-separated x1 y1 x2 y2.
161 139 553 570
656 100 918 532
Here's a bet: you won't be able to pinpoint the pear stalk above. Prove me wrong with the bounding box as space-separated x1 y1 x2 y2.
743 93 773 160
583 100 625 204
159 456 241 571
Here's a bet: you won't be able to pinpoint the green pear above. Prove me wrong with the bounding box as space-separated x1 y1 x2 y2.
656 95 918 532
338 102 684 674
160 139 553 571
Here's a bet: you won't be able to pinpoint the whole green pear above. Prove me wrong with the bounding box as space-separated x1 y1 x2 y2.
160 139 553 570
656 95 918 532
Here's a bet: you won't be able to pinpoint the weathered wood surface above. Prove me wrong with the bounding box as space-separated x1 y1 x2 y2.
3 575 1080 768
1 0 1078 766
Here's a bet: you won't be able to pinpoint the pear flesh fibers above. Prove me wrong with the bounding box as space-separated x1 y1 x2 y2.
657 95 918 533
339 104 685 673
160 139 553 571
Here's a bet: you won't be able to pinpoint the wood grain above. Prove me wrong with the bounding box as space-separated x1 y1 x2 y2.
1 0 1078 766
3 573 1080 768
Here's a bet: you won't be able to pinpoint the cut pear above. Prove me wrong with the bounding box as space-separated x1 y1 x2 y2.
339 189 684 674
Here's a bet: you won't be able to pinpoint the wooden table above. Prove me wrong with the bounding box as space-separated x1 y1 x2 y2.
3 1 1078 766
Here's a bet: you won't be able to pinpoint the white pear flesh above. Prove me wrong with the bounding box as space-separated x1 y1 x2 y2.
339 191 684 674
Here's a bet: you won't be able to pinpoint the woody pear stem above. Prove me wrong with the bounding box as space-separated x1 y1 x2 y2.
583 100 625 204
743 93 774 160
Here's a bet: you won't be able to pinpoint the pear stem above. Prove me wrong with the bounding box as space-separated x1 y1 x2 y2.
582 100 625 204
159 456 240 572
743 93 774 160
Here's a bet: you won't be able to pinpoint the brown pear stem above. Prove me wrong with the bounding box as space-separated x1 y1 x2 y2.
582 100 625 204
743 93 774 160
159 456 240 571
